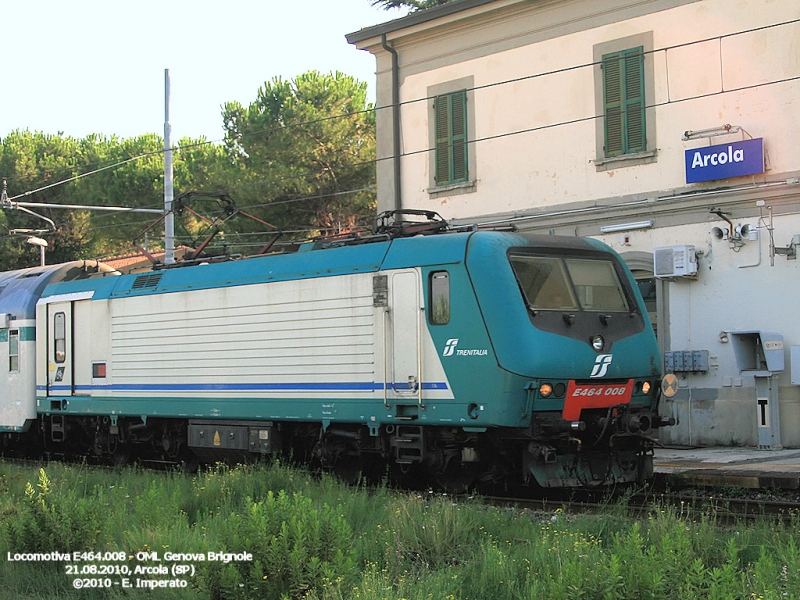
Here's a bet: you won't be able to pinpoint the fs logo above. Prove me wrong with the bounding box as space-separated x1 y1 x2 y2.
590 354 613 378
443 339 459 357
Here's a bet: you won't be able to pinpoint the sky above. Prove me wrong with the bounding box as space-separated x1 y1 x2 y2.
1 0 409 143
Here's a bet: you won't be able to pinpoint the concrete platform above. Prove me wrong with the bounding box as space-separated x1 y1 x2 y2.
653 446 800 489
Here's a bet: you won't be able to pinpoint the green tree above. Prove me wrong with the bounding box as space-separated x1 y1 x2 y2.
0 131 168 269
221 70 376 242
1 70 376 269
70 133 166 258
0 131 89 269
372 0 454 10
0 131 239 269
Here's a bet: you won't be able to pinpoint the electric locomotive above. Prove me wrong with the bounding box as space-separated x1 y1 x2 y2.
0 212 670 489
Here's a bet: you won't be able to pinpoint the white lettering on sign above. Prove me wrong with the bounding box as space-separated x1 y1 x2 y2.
690 146 745 169
442 338 488 357
455 349 488 356
571 386 628 397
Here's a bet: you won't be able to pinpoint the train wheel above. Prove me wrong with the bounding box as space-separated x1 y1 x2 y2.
436 461 478 494
109 444 132 467
178 450 200 474
332 447 365 485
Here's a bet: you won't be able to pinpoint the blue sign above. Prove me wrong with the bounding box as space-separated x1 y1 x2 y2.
685 138 764 184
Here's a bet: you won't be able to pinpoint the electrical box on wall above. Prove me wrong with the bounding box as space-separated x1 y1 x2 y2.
731 331 784 376
654 245 698 278
791 346 800 385
665 350 709 373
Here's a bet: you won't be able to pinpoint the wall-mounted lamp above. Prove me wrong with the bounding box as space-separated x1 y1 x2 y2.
682 124 741 141
26 236 48 267
599 220 653 233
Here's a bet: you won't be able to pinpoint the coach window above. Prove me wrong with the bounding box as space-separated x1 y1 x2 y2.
54 312 66 363
429 271 450 325
9 330 19 372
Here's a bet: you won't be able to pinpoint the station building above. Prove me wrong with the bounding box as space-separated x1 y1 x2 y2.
347 0 800 447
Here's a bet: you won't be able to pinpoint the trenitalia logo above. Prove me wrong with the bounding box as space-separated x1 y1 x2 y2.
443 339 459 357
442 339 488 357
590 354 613 378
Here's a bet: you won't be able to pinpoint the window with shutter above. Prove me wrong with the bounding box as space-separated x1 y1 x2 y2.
602 47 645 157
434 90 469 185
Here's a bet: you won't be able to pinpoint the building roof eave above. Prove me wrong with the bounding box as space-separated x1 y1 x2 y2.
346 0 500 45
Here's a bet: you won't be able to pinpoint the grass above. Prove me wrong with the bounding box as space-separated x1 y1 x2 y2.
0 459 798 599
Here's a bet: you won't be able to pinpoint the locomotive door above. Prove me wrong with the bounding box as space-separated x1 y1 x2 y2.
46 301 74 396
390 271 421 398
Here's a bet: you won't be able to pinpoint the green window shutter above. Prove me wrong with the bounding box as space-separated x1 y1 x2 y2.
602 47 645 156
450 90 468 182
623 48 645 153
435 95 451 185
434 90 468 185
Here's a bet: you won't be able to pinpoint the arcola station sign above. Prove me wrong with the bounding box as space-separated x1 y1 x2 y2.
685 138 764 184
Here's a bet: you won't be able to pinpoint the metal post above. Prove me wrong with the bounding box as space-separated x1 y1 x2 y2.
164 69 175 265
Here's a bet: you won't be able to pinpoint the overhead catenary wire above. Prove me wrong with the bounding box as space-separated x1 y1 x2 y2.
6 60 797 244
5 16 799 199
6 63 798 235
4 153 164 202
2 16 798 236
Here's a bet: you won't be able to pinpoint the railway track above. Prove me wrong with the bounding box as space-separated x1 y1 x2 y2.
4 454 799 525
483 490 800 525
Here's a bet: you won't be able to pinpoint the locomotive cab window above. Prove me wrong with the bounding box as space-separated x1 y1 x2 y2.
509 256 578 310
429 271 450 325
566 259 629 312
509 254 630 312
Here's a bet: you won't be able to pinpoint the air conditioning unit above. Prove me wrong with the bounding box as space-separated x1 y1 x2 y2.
654 245 697 278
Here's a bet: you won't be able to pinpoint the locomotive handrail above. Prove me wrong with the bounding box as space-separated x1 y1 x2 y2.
417 305 425 409
383 308 391 409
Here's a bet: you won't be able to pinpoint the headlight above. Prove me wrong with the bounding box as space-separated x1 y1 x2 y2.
540 383 553 398
591 335 605 352
642 381 652 394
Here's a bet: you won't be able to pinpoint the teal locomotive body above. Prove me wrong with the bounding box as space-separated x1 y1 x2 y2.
1 220 668 488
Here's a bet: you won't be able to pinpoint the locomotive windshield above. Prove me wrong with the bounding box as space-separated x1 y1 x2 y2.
509 254 630 312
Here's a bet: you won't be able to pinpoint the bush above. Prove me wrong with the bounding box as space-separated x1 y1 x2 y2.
200 490 358 600
4 468 109 553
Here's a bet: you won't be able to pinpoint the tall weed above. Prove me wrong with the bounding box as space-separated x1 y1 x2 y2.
388 495 479 574
4 468 110 552
199 490 357 600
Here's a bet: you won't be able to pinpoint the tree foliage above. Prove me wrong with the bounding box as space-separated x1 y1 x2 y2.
221 70 375 236
371 0 455 10
0 131 165 268
0 71 376 271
